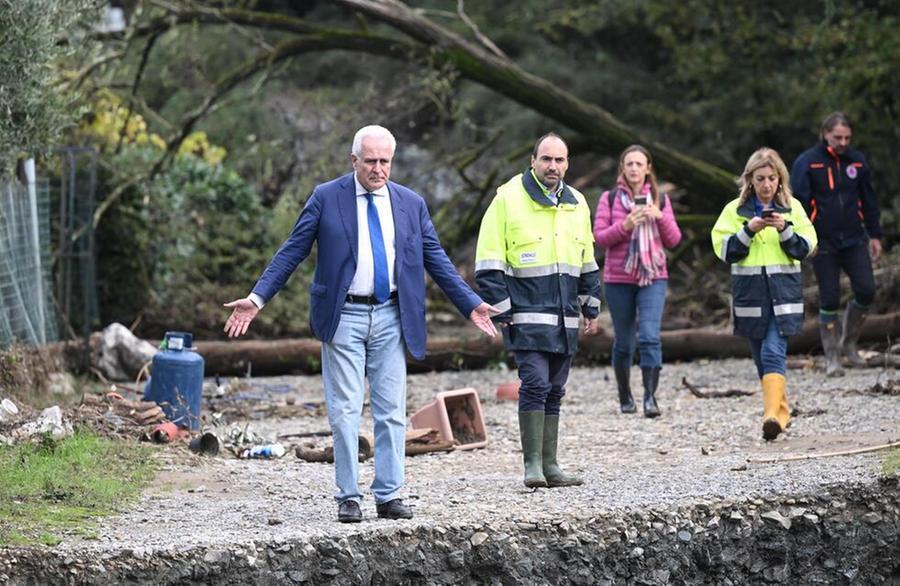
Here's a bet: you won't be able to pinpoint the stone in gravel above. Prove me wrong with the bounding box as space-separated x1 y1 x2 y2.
677 530 692 542
471 532 488 546
188 486 206 493
267 518 283 526
803 513 820 524
630 547 644 558
203 550 226 564
447 550 466 569
862 512 882 524
760 510 791 530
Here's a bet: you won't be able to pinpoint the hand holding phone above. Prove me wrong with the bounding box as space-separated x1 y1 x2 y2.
634 195 647 207
761 209 775 218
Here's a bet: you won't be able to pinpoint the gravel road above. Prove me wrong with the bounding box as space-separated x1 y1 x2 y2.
71 359 898 547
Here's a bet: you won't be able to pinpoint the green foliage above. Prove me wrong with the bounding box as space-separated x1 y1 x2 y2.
529 0 898 237
96 145 312 338
0 0 97 175
0 429 156 546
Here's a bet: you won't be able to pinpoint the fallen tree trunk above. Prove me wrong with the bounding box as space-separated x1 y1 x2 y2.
191 312 900 376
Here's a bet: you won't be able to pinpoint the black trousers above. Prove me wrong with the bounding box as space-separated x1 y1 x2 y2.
812 239 876 314
514 351 572 415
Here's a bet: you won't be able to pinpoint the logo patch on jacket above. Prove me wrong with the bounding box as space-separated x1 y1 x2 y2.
846 166 857 179
520 251 537 264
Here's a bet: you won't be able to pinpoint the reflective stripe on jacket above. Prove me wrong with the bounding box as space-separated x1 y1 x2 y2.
710 197 817 339
790 141 882 250
475 170 601 355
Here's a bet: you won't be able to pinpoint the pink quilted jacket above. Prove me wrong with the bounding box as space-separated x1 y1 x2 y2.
593 184 682 285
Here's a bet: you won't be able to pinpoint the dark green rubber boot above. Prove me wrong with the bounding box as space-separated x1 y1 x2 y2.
518 411 548 488
542 414 584 487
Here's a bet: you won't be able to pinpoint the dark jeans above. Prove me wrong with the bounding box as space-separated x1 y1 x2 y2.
515 351 572 415
813 240 875 319
748 315 787 378
605 280 667 369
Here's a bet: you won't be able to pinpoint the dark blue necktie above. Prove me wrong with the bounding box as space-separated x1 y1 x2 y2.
366 193 389 303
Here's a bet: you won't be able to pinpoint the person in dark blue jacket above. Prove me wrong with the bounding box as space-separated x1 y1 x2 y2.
790 112 883 377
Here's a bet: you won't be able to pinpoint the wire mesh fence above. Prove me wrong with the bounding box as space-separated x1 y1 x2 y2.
0 173 57 346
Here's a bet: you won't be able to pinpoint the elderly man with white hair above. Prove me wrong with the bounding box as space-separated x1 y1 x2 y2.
224 125 497 522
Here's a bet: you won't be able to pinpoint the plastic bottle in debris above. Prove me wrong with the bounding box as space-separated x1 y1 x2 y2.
241 443 286 459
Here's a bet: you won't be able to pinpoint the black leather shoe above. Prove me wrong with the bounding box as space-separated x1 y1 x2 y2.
376 499 413 520
337 500 362 523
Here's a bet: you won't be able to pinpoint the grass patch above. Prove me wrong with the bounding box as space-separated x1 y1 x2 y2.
884 447 900 477
0 429 157 546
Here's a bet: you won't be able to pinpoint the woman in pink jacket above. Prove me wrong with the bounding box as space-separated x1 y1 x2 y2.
593 145 682 417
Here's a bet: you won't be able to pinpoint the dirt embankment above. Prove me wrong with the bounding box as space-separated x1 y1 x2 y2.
1 478 898 584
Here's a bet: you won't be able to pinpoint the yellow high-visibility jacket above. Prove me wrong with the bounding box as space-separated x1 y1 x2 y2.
711 196 817 339
475 170 601 355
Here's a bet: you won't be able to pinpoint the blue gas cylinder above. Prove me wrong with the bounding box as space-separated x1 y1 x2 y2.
143 331 204 430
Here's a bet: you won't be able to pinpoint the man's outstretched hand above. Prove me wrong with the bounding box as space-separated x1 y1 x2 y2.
469 302 500 337
224 298 260 338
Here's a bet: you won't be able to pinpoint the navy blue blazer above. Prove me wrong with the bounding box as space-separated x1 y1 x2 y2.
251 173 481 360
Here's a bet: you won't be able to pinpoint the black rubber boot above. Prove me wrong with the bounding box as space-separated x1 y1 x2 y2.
542 415 583 487
818 320 844 377
518 411 548 488
840 303 868 368
613 362 636 414
641 367 661 418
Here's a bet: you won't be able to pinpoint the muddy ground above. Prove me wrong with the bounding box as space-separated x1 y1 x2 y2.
1 358 898 584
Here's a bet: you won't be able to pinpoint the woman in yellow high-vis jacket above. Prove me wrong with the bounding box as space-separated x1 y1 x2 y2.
711 148 817 440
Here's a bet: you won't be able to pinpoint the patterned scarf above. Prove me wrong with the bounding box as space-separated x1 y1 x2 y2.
619 182 666 287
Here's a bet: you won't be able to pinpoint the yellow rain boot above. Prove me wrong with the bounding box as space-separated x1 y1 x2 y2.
761 373 790 441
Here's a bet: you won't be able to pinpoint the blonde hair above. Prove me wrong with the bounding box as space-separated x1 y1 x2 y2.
737 147 792 207
616 145 660 206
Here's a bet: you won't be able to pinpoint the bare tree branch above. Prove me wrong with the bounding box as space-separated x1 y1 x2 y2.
456 0 507 59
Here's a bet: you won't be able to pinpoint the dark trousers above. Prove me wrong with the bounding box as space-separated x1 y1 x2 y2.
812 240 875 316
515 350 572 415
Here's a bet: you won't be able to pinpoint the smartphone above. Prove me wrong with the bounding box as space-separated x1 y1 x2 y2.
761 209 775 218
634 195 647 207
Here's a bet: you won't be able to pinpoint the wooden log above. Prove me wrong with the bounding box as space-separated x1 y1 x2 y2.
48 312 900 376
187 311 900 375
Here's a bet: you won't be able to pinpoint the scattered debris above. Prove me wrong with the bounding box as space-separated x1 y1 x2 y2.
188 432 221 456
94 322 157 382
295 433 373 463
0 397 19 421
241 443 286 459
149 422 183 444
845 379 900 397
682 377 754 398
81 393 166 427
496 382 519 401
410 388 487 450
747 439 900 464
865 379 899 396
405 428 455 456
16 405 73 440
790 406 828 417
294 429 454 463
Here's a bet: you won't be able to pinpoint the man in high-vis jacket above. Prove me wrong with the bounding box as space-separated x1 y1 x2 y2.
475 133 602 488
